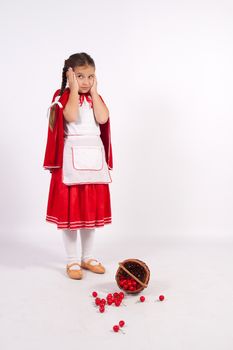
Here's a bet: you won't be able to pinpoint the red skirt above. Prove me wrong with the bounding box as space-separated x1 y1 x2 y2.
46 168 112 230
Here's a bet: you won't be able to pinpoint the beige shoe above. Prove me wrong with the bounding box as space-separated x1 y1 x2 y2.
81 258 105 274
66 262 83 280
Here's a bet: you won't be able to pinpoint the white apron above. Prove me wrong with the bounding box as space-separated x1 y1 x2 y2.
62 135 112 185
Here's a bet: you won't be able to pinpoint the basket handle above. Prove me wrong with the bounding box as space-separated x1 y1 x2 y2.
118 262 148 288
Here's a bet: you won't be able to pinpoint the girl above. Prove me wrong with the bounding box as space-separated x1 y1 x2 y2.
43 52 113 280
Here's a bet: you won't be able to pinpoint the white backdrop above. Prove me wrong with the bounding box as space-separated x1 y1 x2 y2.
0 0 233 242
1 1 233 349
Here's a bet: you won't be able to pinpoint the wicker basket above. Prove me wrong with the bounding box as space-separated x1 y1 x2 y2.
115 258 150 294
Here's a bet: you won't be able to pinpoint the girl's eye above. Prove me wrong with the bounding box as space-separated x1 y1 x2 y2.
76 75 94 78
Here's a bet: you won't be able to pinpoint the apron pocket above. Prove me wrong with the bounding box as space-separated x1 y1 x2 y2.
71 145 103 170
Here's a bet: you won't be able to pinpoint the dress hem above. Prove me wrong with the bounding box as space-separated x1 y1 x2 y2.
46 215 112 230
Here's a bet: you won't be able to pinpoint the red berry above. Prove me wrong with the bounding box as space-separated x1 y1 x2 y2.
107 299 113 305
95 297 101 305
107 293 113 299
101 299 106 305
113 325 119 332
113 292 119 298
115 300 121 307
140 296 145 302
119 292 125 299
92 291 98 297
159 295 165 301
99 306 105 313
119 320 125 327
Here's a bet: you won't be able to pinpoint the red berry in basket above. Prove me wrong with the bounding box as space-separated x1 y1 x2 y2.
159 295 165 301
119 320 125 327
113 325 119 332
92 291 98 297
140 296 145 302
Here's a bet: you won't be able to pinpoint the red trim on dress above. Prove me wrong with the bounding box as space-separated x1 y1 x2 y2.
46 215 112 229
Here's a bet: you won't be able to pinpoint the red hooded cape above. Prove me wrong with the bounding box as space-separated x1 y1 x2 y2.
43 88 113 172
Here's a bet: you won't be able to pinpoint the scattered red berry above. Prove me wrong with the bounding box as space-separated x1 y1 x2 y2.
95 297 101 305
119 320 125 327
113 325 119 332
140 296 145 302
159 295 165 301
92 291 98 297
99 305 105 313
119 292 125 299
114 299 121 307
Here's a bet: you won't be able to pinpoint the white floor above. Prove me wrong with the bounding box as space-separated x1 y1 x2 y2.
0 231 232 350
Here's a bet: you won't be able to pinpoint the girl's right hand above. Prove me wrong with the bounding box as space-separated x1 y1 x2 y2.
66 67 79 92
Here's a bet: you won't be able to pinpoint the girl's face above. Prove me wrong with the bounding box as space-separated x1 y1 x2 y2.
73 65 95 93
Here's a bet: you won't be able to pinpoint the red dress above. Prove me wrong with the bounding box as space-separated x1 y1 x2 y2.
43 88 113 230
46 168 112 230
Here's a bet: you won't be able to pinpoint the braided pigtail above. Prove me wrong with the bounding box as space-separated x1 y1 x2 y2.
48 60 68 131
60 59 68 96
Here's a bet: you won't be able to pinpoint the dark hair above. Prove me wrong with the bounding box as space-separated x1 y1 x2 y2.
49 52 95 130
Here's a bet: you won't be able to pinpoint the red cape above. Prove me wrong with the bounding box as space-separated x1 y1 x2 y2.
43 88 113 172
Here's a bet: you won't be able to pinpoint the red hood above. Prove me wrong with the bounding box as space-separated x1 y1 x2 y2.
43 88 113 172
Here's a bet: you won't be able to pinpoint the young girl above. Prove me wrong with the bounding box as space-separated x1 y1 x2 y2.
43 52 113 280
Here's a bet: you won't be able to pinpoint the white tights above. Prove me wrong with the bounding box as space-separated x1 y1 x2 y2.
62 228 100 270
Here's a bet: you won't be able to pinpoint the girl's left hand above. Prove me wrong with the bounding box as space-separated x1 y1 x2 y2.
90 75 98 96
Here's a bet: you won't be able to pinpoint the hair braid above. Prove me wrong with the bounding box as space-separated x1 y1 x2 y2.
48 61 68 130
60 60 69 96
